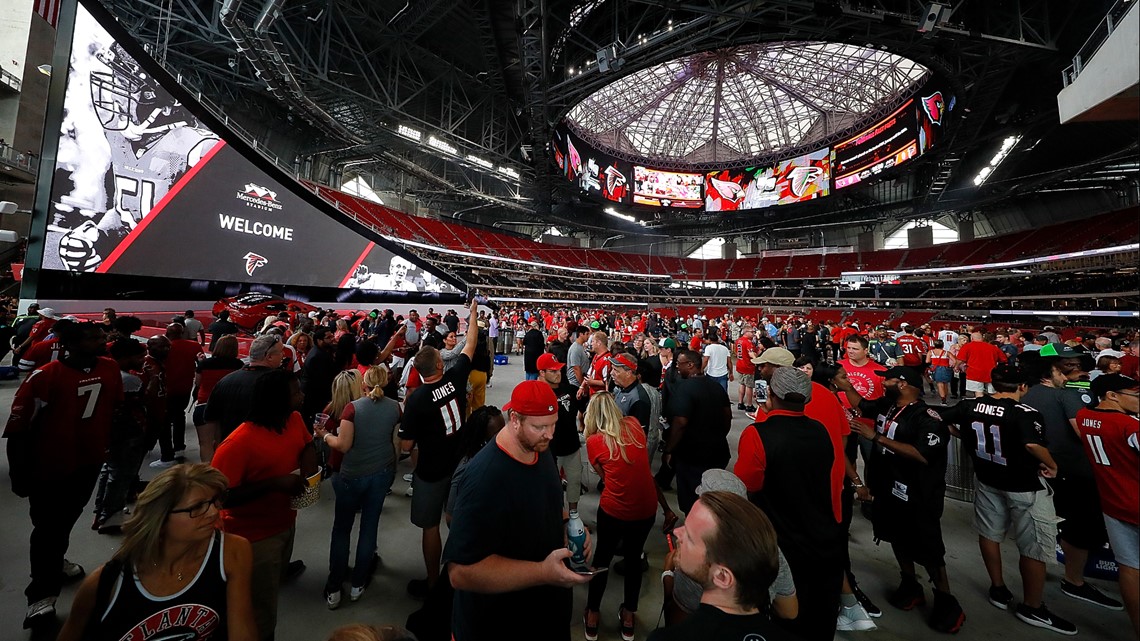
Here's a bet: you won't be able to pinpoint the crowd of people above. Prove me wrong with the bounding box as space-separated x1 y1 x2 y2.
1 298 1137 641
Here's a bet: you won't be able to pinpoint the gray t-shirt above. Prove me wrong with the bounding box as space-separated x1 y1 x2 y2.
339 396 400 478
567 341 589 387
1020 384 1091 477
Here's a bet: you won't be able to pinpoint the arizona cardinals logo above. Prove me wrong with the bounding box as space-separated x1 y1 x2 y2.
922 92 945 126
566 138 582 178
709 176 745 205
787 166 823 198
243 252 268 276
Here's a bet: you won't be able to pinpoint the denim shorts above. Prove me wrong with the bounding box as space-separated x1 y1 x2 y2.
1104 514 1139 569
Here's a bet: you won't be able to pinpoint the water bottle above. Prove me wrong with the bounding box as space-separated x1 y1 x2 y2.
567 510 587 568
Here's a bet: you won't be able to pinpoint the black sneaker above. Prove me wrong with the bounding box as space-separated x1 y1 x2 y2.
889 574 926 611
737 403 746 410
1015 603 1077 635
1060 580 1124 610
928 590 965 634
853 584 882 618
407 578 430 600
988 584 1014 610
284 560 306 582
745 405 757 413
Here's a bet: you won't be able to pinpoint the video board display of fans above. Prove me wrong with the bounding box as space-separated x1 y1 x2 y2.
40 2 460 295
832 100 920 189
633 166 703 208
705 148 831 212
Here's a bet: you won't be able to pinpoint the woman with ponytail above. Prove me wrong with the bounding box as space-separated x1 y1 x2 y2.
314 366 401 608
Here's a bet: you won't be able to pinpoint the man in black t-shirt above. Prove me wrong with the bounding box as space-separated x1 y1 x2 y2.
444 380 591 641
839 366 965 634
523 320 546 380
206 310 239 351
540 352 585 512
400 300 480 598
939 364 1076 634
648 491 797 641
664 349 733 514
300 327 336 426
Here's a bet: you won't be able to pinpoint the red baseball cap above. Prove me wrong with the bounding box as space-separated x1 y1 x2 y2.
536 353 563 371
504 380 559 417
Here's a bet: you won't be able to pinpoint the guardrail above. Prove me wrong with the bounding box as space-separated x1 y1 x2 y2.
0 142 37 176
1062 0 1137 86
0 67 21 92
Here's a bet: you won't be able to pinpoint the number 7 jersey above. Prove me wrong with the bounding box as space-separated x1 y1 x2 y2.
938 397 1048 492
3 357 124 479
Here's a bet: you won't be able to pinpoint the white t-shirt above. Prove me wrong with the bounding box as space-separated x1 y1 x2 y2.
937 330 958 347
703 343 731 377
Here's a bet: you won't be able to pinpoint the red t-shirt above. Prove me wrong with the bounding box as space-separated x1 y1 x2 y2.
586 419 657 521
213 411 313 542
26 318 57 346
1119 354 1140 380
166 339 204 396
587 352 611 396
840 358 887 427
1077 407 1139 525
18 336 63 372
689 336 702 352
896 334 927 368
735 337 756 375
956 341 1007 383
3 357 124 480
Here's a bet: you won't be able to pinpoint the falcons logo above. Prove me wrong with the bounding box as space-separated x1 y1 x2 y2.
788 166 823 198
922 92 945 126
243 252 268 276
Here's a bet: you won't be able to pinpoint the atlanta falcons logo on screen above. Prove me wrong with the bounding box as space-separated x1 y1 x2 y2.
243 252 268 276
922 92 946 126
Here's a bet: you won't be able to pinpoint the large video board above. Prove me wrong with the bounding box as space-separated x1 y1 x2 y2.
39 3 459 295
705 148 831 212
832 99 919 189
632 166 703 208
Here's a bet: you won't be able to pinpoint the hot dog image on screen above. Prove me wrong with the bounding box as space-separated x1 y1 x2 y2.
45 6 218 272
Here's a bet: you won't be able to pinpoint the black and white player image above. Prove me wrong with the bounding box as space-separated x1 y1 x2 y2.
939 363 1077 635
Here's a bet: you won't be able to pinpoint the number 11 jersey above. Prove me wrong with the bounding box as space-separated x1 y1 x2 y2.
399 354 472 483
940 397 1048 492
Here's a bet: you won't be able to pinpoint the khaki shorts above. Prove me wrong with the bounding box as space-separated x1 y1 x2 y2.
974 479 1058 563
739 373 755 389
557 451 584 504
966 379 995 394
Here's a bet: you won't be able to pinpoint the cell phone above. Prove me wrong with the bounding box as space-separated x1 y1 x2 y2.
572 567 609 576
665 532 676 553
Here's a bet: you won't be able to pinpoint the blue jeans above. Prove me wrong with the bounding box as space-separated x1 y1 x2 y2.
326 469 395 592
711 374 728 392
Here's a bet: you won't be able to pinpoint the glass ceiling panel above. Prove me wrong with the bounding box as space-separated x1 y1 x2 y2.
566 41 930 165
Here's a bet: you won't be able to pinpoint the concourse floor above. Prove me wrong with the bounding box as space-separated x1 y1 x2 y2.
0 357 1133 641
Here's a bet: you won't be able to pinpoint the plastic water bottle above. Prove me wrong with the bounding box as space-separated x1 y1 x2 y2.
567 510 587 568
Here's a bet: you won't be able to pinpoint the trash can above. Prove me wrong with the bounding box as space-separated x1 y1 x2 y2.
944 437 975 502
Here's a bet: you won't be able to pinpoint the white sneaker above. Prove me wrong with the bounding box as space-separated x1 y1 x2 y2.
174 448 187 457
23 597 56 628
402 473 414 482
149 459 176 469
350 585 366 601
837 603 878 631
405 485 414 497
325 590 342 610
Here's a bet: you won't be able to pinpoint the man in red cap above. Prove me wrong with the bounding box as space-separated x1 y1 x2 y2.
445 380 592 641
538 352 586 513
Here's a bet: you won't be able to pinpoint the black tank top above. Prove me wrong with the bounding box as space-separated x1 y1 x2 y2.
94 530 229 641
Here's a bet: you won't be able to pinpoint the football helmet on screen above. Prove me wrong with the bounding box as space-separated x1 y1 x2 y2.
90 43 152 131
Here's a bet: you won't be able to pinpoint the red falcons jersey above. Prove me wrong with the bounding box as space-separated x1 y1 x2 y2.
896 334 927 368
18 337 65 373
735 337 756 375
1077 407 1140 525
4 357 124 478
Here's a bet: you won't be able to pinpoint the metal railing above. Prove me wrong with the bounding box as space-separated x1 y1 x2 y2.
0 67 20 92
0 141 37 176
1062 0 1137 86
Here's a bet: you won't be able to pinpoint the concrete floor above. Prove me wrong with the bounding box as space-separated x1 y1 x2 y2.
0 357 1133 641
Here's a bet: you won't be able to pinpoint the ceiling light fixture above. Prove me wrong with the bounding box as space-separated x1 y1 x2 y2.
973 135 1020 186
396 124 422 141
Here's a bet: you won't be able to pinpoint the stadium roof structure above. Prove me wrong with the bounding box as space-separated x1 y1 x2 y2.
565 42 930 169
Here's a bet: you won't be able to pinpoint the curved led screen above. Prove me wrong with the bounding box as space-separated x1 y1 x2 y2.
37 2 462 297
705 149 831 212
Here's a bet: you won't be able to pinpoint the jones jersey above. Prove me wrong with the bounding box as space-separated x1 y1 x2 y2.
1076 407 1140 525
939 397 1047 492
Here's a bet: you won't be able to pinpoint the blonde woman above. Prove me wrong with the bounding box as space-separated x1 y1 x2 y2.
57 464 256 641
583 392 676 641
315 367 401 608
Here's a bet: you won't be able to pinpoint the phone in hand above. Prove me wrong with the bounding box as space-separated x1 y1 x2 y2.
564 558 608 576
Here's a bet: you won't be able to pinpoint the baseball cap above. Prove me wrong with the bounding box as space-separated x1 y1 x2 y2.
1091 374 1139 399
1039 343 1082 359
38 307 58 319
751 346 794 367
696 469 747 498
607 353 637 370
876 366 923 387
536 353 563 371
590 321 601 329
503 380 559 417
769 367 812 402
659 338 677 349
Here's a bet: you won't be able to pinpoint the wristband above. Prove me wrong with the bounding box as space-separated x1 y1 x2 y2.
661 570 674 579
